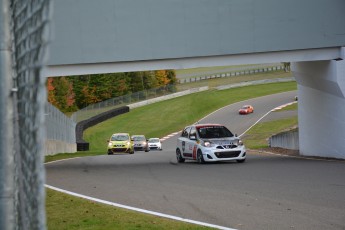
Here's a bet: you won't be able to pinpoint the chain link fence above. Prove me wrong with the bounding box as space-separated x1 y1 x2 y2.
72 84 178 123
1 0 51 229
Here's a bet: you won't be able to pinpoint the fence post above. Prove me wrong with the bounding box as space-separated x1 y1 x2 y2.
0 0 16 229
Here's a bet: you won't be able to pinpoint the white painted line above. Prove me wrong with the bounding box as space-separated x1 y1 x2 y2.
239 101 297 137
160 132 181 142
239 110 272 138
45 185 237 230
44 157 83 165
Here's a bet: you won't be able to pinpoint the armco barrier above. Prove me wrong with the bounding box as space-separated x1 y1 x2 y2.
269 129 299 150
76 106 130 151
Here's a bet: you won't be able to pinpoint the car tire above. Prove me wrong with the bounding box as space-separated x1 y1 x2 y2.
107 151 113 155
236 159 246 163
197 150 205 164
129 150 134 154
176 149 185 163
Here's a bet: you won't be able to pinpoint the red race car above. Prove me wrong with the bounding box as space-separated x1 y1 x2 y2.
239 105 254 115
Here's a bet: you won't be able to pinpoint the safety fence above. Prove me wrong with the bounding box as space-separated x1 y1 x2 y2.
71 84 178 123
269 128 299 150
45 103 76 155
177 65 285 83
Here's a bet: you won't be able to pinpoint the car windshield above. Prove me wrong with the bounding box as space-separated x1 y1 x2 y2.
242 106 249 109
132 136 145 141
111 135 129 141
197 126 233 139
148 138 159 143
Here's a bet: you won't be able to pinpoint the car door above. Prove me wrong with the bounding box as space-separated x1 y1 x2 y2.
179 126 192 158
184 126 198 159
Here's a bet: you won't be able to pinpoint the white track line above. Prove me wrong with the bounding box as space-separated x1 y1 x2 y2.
239 101 297 138
45 185 236 230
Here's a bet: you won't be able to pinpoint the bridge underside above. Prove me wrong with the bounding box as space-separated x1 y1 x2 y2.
293 49 345 159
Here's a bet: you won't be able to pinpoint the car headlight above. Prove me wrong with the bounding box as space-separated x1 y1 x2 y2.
202 141 215 147
238 139 244 146
127 141 131 146
108 142 113 147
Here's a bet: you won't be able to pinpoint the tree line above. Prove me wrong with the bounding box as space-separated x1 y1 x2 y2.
47 70 177 113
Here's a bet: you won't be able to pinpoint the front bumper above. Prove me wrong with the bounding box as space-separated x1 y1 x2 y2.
148 144 161 150
108 146 132 153
133 144 149 151
201 146 246 162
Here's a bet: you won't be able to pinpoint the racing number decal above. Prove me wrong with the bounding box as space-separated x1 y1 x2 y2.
192 145 197 159
182 141 185 153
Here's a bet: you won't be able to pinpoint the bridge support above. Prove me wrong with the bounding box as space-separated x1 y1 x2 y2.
293 51 345 159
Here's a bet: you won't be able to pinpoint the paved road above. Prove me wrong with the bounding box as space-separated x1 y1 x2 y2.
45 91 345 230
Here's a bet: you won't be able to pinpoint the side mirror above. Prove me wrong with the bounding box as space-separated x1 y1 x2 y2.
190 135 196 140
235 134 238 137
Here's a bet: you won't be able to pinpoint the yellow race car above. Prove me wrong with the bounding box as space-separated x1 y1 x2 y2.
107 133 134 154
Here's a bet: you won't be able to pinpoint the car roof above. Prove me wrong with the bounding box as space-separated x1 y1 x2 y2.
194 123 223 128
112 133 129 136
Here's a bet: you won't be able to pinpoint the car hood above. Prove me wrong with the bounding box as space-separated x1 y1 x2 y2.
110 140 130 145
201 137 239 145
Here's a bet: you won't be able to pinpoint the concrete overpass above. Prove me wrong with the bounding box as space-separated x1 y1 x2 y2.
45 0 345 159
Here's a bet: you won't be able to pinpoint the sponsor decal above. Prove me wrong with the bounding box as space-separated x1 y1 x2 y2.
193 145 197 159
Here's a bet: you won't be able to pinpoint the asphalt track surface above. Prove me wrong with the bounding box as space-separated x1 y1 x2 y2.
45 91 345 230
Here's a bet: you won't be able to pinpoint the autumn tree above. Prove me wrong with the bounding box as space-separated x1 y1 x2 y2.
49 76 77 112
155 70 170 86
47 77 57 105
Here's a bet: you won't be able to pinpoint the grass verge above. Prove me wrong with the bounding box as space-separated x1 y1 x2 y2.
46 188 213 230
243 117 298 149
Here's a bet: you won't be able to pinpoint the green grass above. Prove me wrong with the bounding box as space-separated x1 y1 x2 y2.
243 117 298 149
46 188 213 230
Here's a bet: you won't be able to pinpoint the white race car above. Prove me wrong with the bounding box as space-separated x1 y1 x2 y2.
148 138 162 150
176 124 246 163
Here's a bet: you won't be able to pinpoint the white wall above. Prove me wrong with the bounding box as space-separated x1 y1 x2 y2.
293 59 345 159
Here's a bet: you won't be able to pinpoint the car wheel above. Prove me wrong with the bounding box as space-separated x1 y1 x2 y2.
197 150 205 164
129 150 134 154
176 149 185 163
237 159 246 163
107 151 113 155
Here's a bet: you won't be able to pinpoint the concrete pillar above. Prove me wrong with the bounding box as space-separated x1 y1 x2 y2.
292 50 345 159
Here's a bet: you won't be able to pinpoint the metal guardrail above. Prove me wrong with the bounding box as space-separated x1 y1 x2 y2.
177 65 285 83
